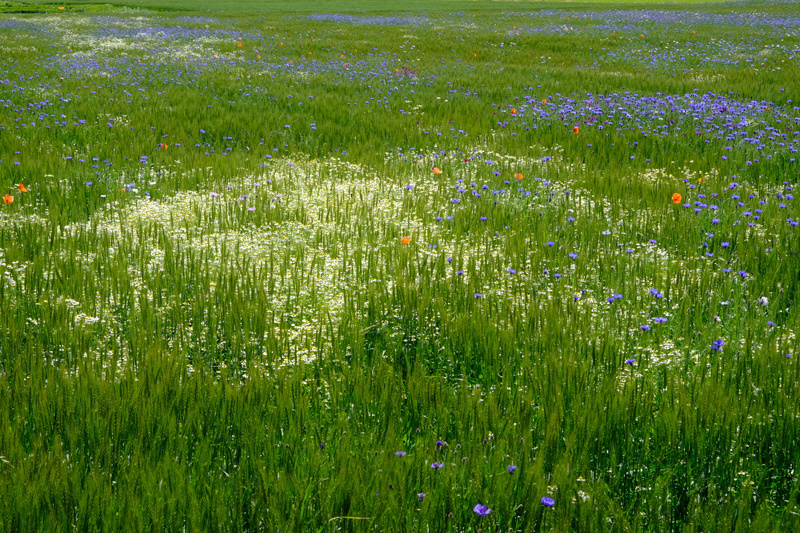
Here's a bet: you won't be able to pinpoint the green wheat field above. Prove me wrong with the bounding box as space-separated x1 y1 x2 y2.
0 0 799 531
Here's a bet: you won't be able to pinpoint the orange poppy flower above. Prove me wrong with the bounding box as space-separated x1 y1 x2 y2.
433 167 442 175
160 143 168 149
511 108 516 114
542 99 547 104
672 193 682 204
3 195 12 204
237 43 242 47
401 236 411 244
515 173 523 180
573 126 579 134
18 184 26 192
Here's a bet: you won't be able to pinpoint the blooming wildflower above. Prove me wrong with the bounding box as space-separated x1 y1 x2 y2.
433 167 442 175
573 126 579 134
418 493 425 502
625 358 636 365
711 339 725 352
474 293 483 298
431 462 443 469
395 451 407 457
18 184 26 192
508 465 517 474
401 236 411 244
508 268 517 274
541 497 555 507
640 325 651 331
2 195 12 204
569 252 578 259
672 193 682 204
654 317 668 323
473 504 491 516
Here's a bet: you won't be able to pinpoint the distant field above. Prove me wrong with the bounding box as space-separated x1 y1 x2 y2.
2 0 786 13
0 1 799 532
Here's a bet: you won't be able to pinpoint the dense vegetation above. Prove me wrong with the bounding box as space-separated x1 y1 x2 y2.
0 1 799 531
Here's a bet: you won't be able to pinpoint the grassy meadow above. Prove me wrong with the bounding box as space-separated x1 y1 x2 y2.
0 0 799 531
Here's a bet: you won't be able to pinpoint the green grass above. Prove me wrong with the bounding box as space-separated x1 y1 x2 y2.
0 2 799 532
6 0 784 14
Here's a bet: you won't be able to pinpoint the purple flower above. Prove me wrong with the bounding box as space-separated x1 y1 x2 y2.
418 493 425 502
431 462 443 469
541 496 555 507
474 293 483 298
473 504 491 516
508 268 517 274
508 465 517 474
654 317 668 323
711 339 725 352
625 358 636 365
568 252 578 259
436 440 444 448
395 451 407 457
640 325 651 331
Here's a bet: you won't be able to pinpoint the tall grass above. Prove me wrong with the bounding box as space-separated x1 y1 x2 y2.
0 3 799 532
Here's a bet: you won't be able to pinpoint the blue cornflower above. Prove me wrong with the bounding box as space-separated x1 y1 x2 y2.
473 504 491 516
